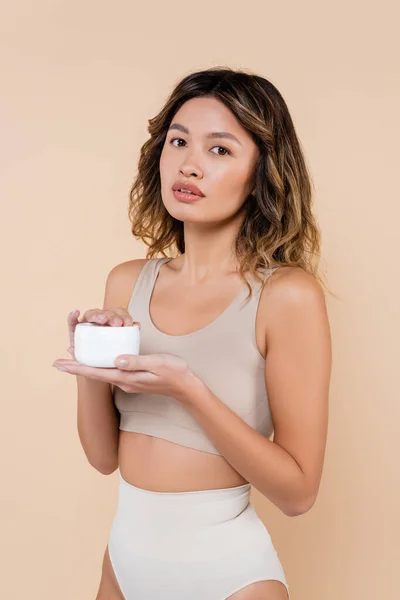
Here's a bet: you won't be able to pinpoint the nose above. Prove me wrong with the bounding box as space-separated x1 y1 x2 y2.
179 153 203 179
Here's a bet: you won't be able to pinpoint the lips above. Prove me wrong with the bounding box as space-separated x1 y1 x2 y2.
172 181 205 197
172 189 203 203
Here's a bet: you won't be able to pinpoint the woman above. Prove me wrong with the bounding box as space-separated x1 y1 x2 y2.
53 67 332 599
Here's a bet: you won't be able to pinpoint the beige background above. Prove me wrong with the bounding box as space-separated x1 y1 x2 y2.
1 1 398 598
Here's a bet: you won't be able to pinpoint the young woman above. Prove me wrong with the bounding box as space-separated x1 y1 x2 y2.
53 67 332 599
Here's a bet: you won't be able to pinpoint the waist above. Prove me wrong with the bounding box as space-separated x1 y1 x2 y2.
117 469 251 527
118 430 249 492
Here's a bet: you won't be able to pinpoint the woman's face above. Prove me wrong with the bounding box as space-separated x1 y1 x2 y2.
159 96 259 225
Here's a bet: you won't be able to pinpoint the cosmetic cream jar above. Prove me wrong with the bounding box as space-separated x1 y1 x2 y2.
74 323 140 368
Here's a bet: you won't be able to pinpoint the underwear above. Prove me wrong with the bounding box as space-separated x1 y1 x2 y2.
108 471 290 599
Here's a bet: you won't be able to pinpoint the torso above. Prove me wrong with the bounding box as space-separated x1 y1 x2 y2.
115 257 277 492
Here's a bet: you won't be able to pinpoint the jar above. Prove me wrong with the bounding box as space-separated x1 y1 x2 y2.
74 323 140 368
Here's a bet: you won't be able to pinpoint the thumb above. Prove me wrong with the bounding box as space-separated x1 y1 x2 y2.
114 354 161 372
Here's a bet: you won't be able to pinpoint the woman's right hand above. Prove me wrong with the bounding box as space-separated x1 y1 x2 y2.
67 309 140 360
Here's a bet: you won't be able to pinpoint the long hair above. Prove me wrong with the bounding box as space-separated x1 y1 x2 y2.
128 66 331 299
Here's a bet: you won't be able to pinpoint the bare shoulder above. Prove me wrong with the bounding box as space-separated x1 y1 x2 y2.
267 265 326 299
103 258 149 311
261 266 329 336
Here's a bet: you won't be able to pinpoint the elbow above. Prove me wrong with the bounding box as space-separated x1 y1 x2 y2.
89 459 119 476
284 492 317 517
97 464 118 475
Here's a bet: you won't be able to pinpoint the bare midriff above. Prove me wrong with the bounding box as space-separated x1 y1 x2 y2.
118 432 249 492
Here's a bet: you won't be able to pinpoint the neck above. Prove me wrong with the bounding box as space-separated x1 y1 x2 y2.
177 217 243 283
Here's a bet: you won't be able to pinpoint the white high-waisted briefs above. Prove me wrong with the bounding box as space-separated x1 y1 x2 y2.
108 472 290 599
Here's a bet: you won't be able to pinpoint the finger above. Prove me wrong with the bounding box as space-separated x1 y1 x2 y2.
68 310 80 347
119 319 140 329
78 308 139 328
53 359 121 384
67 309 80 325
114 353 162 372
80 309 111 325
108 314 125 327
90 310 111 324
107 316 139 327
87 310 123 326
67 347 77 359
110 309 140 328
92 312 139 328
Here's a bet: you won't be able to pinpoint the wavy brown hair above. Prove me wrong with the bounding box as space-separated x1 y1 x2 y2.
128 66 331 299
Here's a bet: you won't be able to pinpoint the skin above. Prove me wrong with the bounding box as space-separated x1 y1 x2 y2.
159 95 259 271
54 97 331 599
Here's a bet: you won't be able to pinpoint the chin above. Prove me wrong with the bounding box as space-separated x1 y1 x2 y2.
163 199 204 220
162 197 231 225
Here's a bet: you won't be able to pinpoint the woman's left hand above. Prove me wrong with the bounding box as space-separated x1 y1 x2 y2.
52 353 200 404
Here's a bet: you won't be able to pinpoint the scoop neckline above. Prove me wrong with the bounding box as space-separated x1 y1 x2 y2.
147 257 250 339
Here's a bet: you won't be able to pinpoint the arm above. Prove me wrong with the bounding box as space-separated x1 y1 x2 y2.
76 259 146 474
182 269 332 516
76 376 119 475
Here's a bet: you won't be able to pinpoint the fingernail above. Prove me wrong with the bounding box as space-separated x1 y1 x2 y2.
54 365 68 372
98 315 106 320
115 357 127 367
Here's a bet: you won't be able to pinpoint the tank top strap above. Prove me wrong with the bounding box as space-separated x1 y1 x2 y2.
237 265 280 304
127 257 172 315
226 265 281 334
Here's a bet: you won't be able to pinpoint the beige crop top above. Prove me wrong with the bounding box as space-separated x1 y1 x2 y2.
112 257 279 455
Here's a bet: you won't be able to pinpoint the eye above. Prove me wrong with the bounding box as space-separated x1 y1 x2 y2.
210 145 231 156
169 138 232 156
170 137 186 148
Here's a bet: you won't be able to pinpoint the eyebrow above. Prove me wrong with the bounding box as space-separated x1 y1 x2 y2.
167 122 242 147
